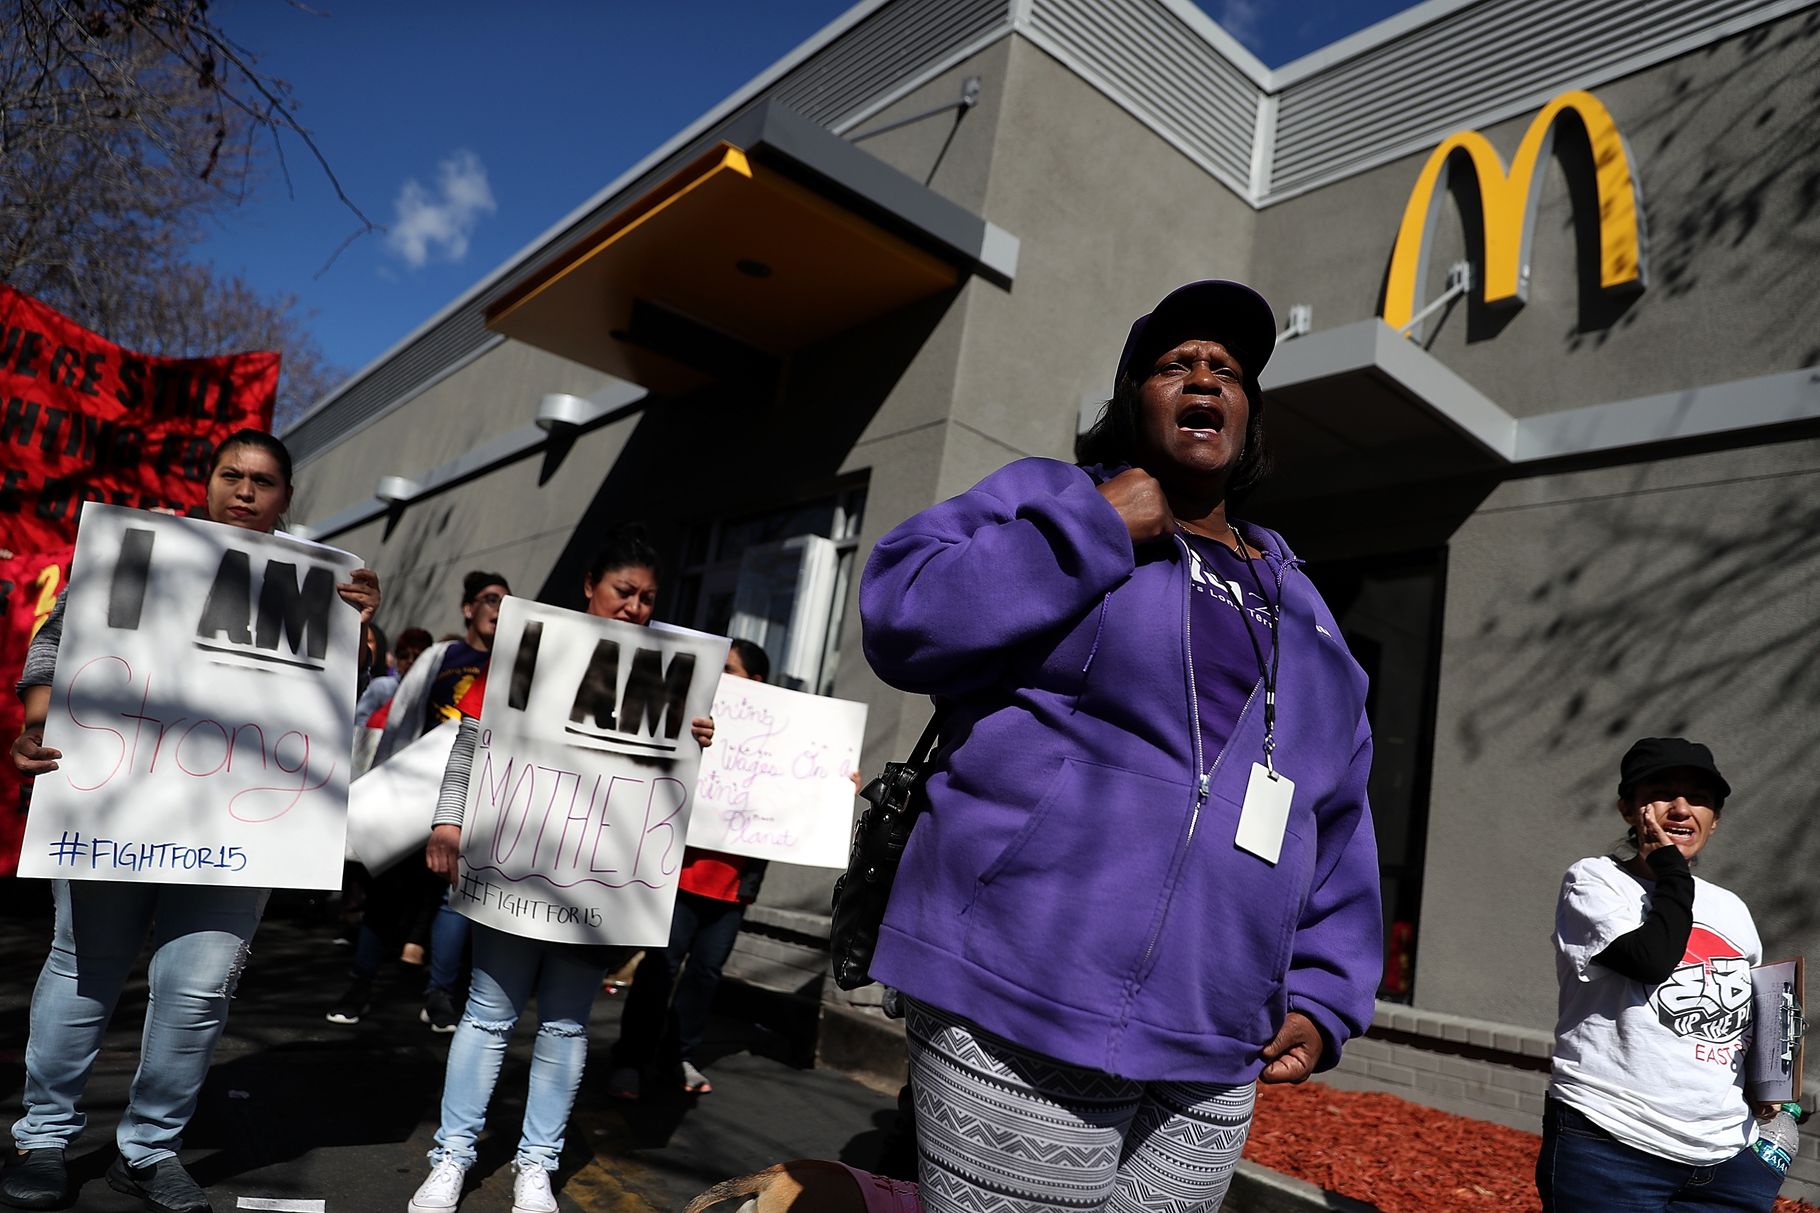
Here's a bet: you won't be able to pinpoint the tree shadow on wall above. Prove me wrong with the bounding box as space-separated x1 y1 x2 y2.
530 290 959 610
1562 9 1820 354
1445 459 1820 949
351 495 474 638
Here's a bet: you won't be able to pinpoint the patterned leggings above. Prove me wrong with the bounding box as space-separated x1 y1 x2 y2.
904 999 1254 1212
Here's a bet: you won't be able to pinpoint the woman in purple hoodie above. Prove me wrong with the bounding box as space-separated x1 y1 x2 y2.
860 281 1383 1212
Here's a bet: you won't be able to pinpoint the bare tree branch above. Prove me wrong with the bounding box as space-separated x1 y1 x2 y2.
1 0 368 424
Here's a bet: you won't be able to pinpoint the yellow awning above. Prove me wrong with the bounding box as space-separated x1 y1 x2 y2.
485 142 964 393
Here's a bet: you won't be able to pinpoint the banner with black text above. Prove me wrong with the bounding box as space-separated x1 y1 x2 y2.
0 285 278 556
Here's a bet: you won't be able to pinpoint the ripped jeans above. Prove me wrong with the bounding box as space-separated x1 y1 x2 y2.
430 924 618 1172
14 879 269 1166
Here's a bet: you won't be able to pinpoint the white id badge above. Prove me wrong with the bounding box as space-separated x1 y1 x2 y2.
1235 762 1293 864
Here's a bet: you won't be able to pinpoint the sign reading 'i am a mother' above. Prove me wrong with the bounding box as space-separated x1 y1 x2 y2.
453 598 728 946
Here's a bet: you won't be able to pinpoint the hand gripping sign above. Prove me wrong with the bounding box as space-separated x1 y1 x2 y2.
21 504 361 888
689 674 866 868
452 599 728 946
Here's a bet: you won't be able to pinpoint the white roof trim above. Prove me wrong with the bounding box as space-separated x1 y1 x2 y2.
1266 0 1482 87
1133 0 1273 86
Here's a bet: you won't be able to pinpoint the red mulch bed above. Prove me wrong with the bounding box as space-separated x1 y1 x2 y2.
1244 1082 1816 1213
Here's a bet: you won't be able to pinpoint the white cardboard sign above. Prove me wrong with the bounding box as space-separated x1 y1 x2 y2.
22 504 360 888
689 675 866 868
453 598 728 945
344 718 459 874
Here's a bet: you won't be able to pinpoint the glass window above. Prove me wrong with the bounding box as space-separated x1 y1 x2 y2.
673 480 867 696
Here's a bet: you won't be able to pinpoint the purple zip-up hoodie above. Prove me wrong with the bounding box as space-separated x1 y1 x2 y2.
859 457 1382 1083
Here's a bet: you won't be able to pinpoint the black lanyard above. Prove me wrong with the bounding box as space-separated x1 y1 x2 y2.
1186 525 1282 772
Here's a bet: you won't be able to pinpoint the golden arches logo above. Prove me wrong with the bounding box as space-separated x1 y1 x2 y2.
1381 90 1647 331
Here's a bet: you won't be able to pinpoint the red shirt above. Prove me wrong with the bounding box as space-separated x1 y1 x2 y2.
678 849 754 903
456 671 488 718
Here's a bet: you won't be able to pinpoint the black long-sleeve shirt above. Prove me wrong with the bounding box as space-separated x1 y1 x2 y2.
1593 846 1694 984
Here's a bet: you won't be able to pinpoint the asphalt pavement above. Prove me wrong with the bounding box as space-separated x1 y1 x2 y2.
0 886 901 1212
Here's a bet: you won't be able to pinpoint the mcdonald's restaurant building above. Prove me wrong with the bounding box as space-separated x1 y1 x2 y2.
284 0 1820 1188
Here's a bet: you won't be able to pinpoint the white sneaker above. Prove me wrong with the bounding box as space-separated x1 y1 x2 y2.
407 1158 467 1212
511 1160 557 1213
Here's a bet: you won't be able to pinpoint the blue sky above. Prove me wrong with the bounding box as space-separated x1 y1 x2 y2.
205 1 1417 393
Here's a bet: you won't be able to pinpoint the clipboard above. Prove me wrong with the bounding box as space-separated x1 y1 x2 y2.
1746 957 1805 1104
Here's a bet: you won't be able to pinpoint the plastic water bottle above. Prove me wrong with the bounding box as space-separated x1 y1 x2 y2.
1752 1103 1802 1176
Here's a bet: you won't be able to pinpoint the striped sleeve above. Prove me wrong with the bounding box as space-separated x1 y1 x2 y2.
15 589 68 696
432 716 481 828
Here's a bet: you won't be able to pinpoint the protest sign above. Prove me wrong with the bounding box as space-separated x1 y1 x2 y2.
454 599 728 946
345 719 459 874
20 504 360 888
690 675 865 868
0 285 277 557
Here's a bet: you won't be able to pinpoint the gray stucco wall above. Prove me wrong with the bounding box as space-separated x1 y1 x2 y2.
1417 435 1820 1063
288 340 631 631
940 34 1258 472
1251 6 1820 418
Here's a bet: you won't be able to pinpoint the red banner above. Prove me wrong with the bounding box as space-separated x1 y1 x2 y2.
1 284 278 552
0 285 277 874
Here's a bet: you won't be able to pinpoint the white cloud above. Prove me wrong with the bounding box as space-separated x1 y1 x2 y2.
1217 0 1264 48
384 149 497 269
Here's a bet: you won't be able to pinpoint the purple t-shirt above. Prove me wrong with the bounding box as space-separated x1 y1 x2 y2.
1182 532 1278 767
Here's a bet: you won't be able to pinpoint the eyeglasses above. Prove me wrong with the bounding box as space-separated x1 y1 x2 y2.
472 592 505 607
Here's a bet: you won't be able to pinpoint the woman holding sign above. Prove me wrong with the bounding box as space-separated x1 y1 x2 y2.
407 524 713 1213
5 430 381 1213
859 282 1383 1212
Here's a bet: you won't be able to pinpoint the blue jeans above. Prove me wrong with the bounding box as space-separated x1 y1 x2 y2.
427 895 470 994
14 879 269 1165
430 925 613 1171
351 882 469 994
1537 1096 1781 1212
609 891 744 1072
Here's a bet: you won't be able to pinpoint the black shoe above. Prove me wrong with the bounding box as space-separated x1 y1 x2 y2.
325 977 372 1025
105 1156 210 1213
419 986 459 1034
0 1148 68 1210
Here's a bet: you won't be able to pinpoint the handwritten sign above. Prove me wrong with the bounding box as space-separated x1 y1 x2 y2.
453 599 728 945
689 676 865 868
21 504 360 888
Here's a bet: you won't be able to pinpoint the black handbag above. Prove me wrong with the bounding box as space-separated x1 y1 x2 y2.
829 712 945 990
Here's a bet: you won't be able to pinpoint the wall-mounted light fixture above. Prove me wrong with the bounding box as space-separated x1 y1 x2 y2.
535 393 594 432
374 476 422 507
1276 304 1313 345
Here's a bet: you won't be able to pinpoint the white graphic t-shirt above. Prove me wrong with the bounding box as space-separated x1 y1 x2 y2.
1549 855 1761 1164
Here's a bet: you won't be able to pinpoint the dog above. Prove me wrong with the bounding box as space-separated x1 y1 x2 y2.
684 1159 921 1213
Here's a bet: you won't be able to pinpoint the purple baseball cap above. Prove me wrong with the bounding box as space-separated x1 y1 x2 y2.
1115 280 1278 388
